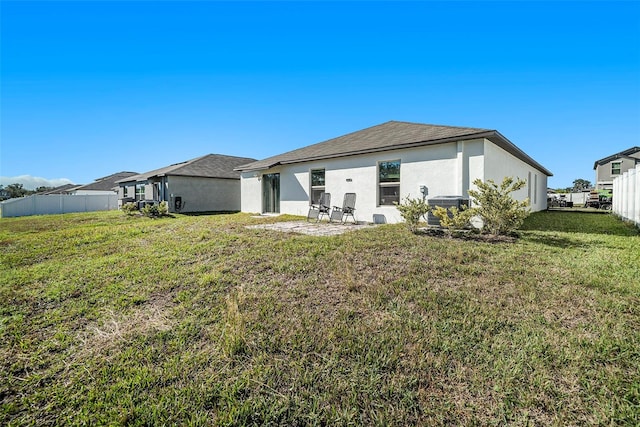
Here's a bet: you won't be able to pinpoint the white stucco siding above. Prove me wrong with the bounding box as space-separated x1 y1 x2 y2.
240 172 262 213
168 176 241 213
243 142 478 223
240 137 548 221
482 140 548 211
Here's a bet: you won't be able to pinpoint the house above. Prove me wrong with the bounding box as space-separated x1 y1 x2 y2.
593 147 640 190
71 171 138 195
37 184 81 195
236 121 552 223
116 154 256 213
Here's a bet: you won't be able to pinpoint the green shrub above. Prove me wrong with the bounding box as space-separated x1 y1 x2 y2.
157 201 169 216
431 205 474 235
121 202 138 216
141 203 157 217
141 201 169 218
395 196 430 233
467 177 530 235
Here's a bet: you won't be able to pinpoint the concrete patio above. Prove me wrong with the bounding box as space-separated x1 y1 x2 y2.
246 220 375 236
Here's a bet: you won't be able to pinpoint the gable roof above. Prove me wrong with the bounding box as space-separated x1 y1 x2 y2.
74 171 138 191
38 184 81 194
593 146 640 169
235 120 552 176
117 154 258 183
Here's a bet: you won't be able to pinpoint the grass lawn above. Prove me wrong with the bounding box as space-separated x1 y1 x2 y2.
1 210 639 426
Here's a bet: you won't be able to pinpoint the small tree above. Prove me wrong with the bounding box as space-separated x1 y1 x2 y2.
572 178 592 192
395 196 430 233
467 177 530 236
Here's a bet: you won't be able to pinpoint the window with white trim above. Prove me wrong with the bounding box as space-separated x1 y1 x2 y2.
310 169 325 205
611 162 622 175
135 184 145 201
378 160 400 206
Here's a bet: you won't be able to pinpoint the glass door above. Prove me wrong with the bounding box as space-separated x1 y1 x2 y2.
262 173 280 213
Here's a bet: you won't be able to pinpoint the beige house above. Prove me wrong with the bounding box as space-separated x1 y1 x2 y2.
116 154 256 213
593 147 640 190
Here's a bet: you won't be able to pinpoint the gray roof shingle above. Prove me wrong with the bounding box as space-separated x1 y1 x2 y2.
235 120 552 176
38 184 81 194
117 154 258 183
74 171 138 191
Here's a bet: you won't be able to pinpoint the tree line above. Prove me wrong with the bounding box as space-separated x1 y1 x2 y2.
0 183 58 200
553 178 592 193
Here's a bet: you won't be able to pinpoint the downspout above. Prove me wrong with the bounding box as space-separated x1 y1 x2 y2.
456 141 469 197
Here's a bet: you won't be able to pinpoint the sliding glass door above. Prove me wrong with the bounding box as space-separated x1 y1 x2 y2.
262 173 280 213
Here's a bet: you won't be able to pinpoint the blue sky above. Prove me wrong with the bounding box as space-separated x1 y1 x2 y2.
2 1 639 190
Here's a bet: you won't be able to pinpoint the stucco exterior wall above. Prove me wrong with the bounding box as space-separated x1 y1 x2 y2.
167 176 241 213
241 138 548 222
242 139 509 223
482 140 548 211
240 172 265 213
277 143 471 223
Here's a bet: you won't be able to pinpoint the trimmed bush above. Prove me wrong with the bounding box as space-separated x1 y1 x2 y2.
467 177 530 235
121 202 138 216
395 196 430 233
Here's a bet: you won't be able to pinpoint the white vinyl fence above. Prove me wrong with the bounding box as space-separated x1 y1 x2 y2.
0 194 118 218
613 164 640 227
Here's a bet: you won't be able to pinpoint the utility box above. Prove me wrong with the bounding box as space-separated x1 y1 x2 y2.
427 196 470 226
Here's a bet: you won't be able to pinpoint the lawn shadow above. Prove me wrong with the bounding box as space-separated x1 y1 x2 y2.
521 232 598 249
181 210 240 216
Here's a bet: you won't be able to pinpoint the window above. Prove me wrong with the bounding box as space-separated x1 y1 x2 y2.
135 183 145 201
123 186 129 198
310 169 325 205
611 162 622 175
378 160 400 205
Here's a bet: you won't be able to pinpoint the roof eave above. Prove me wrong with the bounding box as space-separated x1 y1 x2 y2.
486 130 554 177
236 130 553 177
235 131 493 172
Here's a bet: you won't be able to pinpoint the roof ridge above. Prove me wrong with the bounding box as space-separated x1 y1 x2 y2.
387 120 491 132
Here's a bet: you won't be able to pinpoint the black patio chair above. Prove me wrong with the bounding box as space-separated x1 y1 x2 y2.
307 192 331 222
330 193 357 224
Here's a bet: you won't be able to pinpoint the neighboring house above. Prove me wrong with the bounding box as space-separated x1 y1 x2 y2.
71 171 138 195
116 154 256 213
593 147 640 190
38 184 81 195
236 120 552 224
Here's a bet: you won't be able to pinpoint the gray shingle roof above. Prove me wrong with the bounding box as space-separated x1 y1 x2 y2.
117 154 258 183
39 184 81 194
74 171 138 191
235 120 552 176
